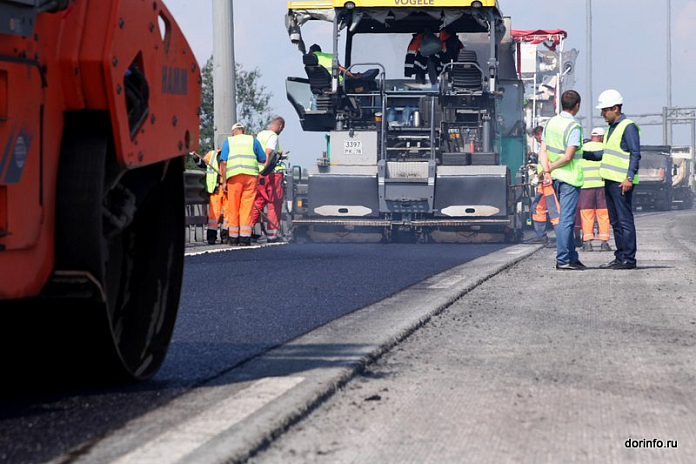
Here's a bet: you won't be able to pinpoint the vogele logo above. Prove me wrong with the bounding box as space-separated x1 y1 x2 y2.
393 0 436 5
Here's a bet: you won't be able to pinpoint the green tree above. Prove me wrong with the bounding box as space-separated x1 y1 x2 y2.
197 56 215 160
197 55 274 160
235 62 273 134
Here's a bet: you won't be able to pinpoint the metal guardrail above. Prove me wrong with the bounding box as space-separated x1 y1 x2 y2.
184 169 209 243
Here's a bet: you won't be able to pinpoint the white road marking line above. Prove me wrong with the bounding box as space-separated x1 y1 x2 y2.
185 242 287 256
112 376 304 464
186 246 262 256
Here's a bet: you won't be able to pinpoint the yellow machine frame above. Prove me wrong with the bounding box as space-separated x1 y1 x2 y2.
288 1 498 8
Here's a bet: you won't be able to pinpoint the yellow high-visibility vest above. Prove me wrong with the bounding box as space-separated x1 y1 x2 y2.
544 115 584 187
256 130 284 173
581 141 604 189
204 150 221 193
225 134 258 179
600 119 640 184
314 51 343 82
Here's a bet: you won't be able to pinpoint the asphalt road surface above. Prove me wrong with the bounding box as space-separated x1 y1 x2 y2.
0 242 504 464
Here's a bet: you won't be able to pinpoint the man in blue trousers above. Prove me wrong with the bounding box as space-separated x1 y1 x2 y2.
539 90 586 270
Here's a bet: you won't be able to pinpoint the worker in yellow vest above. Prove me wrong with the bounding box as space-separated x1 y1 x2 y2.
539 90 586 271
308 44 361 80
251 116 286 242
219 122 267 246
193 149 228 245
576 127 612 252
593 89 640 270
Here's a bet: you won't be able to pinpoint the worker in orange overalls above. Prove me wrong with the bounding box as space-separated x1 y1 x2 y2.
251 116 286 243
577 127 612 252
193 149 228 245
219 122 267 246
527 125 559 245
530 166 560 245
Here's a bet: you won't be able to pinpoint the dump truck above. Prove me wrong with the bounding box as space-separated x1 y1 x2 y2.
670 145 695 210
0 1 201 380
634 146 673 211
284 0 526 243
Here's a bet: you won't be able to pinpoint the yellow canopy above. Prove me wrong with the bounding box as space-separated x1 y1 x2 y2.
288 0 498 8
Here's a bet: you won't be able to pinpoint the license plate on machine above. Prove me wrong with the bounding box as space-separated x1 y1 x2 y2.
343 140 363 155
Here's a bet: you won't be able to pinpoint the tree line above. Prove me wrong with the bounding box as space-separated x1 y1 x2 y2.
191 55 274 168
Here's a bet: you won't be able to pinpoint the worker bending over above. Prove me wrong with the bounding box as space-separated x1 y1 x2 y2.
252 116 286 243
528 125 559 245
530 164 560 246
194 149 228 245
219 122 267 246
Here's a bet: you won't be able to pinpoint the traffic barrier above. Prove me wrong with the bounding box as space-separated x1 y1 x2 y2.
185 169 209 205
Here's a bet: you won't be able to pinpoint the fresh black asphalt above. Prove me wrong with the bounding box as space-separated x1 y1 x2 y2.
0 242 505 464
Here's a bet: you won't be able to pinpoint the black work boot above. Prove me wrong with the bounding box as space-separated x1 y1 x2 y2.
220 230 229 244
239 236 251 247
206 229 217 245
227 236 239 246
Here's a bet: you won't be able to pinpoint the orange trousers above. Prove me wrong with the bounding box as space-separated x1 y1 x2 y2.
224 174 258 238
207 189 227 230
577 187 610 241
532 183 560 225
580 209 611 241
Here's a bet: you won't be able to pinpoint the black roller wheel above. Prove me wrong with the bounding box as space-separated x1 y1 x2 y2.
51 111 184 382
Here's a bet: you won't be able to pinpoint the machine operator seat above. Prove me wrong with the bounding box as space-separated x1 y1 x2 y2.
451 50 483 92
302 53 362 118
303 53 332 95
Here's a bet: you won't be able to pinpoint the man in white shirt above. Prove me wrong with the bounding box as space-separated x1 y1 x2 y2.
251 116 286 242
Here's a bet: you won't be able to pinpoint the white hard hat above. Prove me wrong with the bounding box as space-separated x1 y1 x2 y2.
591 127 605 136
596 89 623 109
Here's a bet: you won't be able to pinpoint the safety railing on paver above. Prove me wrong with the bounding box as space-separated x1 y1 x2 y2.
184 170 208 243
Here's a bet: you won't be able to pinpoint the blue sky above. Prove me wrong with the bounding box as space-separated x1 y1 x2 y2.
165 0 696 167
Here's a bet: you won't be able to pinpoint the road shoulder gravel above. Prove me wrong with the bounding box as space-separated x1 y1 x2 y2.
249 210 696 464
